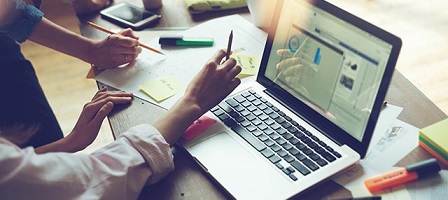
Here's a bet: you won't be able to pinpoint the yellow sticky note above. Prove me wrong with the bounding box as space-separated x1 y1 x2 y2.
231 54 260 78
139 76 183 103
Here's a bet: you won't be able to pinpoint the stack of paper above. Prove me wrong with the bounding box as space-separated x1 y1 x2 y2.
419 118 448 166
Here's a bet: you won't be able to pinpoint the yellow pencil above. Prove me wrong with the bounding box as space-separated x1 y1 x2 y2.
87 21 164 55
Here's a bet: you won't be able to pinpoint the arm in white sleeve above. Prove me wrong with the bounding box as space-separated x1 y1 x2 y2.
0 124 174 200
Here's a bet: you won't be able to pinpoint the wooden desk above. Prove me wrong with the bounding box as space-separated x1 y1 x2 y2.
77 0 447 199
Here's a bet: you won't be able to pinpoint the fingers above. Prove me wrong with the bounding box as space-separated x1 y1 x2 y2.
93 91 134 104
277 49 294 57
276 57 300 70
90 33 142 68
110 46 142 55
221 57 237 71
91 101 114 125
119 28 140 40
83 91 133 123
208 49 227 64
91 88 133 104
226 64 242 80
119 54 139 64
108 40 142 65
108 33 139 47
282 64 302 75
92 87 108 100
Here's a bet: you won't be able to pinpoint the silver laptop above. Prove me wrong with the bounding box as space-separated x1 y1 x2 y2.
180 0 402 199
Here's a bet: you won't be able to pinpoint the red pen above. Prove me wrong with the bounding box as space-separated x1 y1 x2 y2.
364 158 441 193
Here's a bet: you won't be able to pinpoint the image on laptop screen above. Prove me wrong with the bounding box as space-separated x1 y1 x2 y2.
264 0 394 141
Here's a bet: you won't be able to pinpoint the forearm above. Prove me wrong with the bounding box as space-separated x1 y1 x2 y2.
34 137 78 154
1 127 171 200
154 96 204 146
28 17 94 63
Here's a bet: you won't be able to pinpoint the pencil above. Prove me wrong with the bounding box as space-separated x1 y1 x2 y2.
87 21 164 55
226 30 233 60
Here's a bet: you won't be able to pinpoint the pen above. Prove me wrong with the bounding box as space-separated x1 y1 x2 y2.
381 101 387 111
333 196 382 200
226 30 233 61
87 21 164 55
364 158 441 193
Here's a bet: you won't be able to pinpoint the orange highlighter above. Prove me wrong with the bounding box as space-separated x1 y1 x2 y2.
364 158 441 193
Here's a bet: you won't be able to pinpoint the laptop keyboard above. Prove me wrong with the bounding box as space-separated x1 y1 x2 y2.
211 89 342 181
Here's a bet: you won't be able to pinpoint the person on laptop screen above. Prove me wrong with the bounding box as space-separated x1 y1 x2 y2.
264 0 394 141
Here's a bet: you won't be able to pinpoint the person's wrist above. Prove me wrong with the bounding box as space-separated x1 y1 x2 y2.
175 96 204 119
82 38 96 64
62 132 84 153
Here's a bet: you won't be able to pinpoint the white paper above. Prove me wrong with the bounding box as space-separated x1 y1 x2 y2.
367 104 403 155
332 164 382 197
362 119 419 172
407 170 448 200
96 15 267 109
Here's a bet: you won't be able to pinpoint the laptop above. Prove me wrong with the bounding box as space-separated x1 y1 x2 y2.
180 0 402 199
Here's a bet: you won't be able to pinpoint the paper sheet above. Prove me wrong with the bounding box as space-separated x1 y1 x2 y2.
362 119 419 172
332 164 383 197
367 104 403 155
406 170 448 200
95 15 267 109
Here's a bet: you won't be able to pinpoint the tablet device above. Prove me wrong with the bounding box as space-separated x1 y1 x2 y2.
100 3 161 30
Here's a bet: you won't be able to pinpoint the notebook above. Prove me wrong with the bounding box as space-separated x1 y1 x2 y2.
179 0 402 199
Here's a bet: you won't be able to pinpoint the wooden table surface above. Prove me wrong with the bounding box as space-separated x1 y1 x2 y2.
77 0 447 199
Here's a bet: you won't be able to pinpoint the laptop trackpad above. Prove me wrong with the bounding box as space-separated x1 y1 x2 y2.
189 131 259 170
188 131 282 198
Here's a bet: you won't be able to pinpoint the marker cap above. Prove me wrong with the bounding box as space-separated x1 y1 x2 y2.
406 158 441 178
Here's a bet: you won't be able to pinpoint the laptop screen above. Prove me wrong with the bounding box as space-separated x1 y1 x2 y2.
260 0 401 155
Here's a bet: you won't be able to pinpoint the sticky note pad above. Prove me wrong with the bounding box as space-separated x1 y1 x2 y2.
419 118 448 166
139 76 183 103
182 115 216 141
420 118 448 155
231 54 260 78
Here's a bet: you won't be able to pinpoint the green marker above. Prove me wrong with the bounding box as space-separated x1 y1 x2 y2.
159 35 214 46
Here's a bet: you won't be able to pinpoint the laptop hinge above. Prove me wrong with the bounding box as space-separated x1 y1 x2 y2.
263 88 343 146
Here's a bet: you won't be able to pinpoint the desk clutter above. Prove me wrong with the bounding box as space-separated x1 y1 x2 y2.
89 4 447 198
419 118 448 166
94 15 266 109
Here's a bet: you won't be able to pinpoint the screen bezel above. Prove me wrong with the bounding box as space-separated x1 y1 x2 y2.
257 0 402 158
100 3 161 30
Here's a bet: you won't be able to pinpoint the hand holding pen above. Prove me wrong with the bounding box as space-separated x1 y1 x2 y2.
86 21 167 69
85 27 143 69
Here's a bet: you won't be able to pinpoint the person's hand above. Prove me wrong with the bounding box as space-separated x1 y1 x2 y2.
183 49 242 113
274 48 320 98
154 49 242 145
64 88 133 152
87 29 142 69
34 88 133 154
274 49 304 84
72 0 111 15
